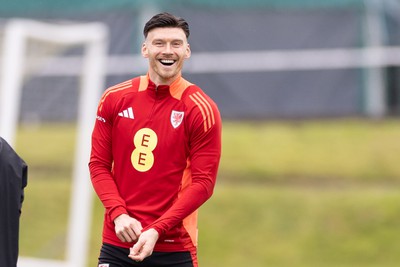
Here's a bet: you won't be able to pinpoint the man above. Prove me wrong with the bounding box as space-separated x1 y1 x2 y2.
89 12 222 267
0 137 28 267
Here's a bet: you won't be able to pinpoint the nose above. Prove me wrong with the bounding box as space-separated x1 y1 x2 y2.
162 43 173 54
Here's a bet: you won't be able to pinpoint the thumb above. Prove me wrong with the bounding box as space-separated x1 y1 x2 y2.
130 239 144 256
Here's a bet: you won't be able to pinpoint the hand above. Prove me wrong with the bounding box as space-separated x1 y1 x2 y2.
114 214 143 243
128 228 159 262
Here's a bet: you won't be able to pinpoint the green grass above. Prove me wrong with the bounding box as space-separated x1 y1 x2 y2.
220 119 400 183
14 119 400 267
198 184 400 267
19 177 70 259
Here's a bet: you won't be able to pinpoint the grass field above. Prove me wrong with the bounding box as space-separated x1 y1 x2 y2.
15 119 400 267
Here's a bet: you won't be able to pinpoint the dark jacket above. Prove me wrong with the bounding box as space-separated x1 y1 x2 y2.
0 137 28 267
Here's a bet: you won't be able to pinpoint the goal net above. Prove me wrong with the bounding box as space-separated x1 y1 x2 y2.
0 19 108 267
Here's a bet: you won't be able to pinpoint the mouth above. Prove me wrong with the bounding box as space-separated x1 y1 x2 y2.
159 59 176 66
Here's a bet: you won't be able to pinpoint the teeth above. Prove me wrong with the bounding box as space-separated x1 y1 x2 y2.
160 59 174 64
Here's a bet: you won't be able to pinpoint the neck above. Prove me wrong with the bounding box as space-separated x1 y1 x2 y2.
148 72 181 86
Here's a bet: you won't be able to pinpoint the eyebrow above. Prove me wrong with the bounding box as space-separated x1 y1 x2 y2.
151 38 184 43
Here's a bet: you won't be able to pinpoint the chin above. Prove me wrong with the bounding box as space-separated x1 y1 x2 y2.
160 72 177 80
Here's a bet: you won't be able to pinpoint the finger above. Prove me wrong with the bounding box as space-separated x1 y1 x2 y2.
130 249 150 262
131 222 143 239
117 229 135 243
130 241 154 262
124 220 142 242
116 231 126 242
122 231 134 243
128 241 145 260
130 239 143 255
129 251 145 262
125 227 138 242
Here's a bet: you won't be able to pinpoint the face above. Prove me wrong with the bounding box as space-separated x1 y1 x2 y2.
142 27 191 85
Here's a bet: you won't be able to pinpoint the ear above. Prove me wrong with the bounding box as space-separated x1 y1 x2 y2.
141 42 149 58
185 43 191 59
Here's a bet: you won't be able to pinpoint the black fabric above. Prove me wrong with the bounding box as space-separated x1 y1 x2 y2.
98 243 194 267
0 137 28 267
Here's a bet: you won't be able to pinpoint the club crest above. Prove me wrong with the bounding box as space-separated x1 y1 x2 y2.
171 110 184 128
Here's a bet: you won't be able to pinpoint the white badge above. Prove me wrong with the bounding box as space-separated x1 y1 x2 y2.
171 110 184 128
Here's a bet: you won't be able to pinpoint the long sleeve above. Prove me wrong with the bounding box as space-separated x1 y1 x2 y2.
89 85 129 222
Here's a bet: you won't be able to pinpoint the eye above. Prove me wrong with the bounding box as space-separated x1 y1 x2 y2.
172 41 182 48
153 41 164 47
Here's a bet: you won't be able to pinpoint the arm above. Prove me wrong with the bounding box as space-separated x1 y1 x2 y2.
89 94 142 242
147 93 222 235
89 109 127 222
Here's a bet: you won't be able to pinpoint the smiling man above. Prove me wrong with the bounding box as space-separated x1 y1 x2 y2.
89 12 222 267
143 26 190 85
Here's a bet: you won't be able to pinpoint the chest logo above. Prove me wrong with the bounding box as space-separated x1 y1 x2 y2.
118 107 134 119
171 110 184 129
131 128 158 172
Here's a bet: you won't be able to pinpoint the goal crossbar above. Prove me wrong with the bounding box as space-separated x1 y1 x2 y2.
21 46 400 76
23 45 396 119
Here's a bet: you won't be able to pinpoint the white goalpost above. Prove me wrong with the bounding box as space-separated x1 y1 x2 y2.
0 19 108 267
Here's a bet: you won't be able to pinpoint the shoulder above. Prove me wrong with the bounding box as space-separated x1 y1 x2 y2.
183 85 219 112
101 77 138 99
182 85 221 133
98 77 142 111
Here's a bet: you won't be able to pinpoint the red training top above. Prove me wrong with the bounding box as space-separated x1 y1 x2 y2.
89 74 222 253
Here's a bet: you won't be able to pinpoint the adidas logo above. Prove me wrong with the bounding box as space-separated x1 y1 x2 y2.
118 107 134 119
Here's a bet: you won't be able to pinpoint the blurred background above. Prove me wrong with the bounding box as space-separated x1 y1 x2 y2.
0 0 400 267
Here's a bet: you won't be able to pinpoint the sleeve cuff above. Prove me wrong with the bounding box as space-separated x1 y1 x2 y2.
109 206 128 223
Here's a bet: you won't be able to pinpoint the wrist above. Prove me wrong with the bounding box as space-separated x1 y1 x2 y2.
113 213 128 224
147 228 160 239
110 206 128 222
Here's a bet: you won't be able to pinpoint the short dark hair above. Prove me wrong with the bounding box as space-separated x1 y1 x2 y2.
143 12 190 39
